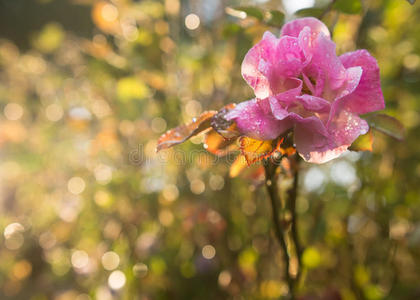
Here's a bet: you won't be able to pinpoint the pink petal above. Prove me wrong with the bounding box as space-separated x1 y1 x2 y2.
284 19 331 66
292 116 345 163
327 66 363 127
339 50 385 114
302 72 315 94
298 143 349 164
224 98 292 140
335 66 363 99
270 78 302 111
292 109 368 163
241 32 276 99
302 65 325 97
241 32 304 98
295 95 331 113
328 109 369 147
309 34 347 92
293 115 349 163
298 26 313 63
281 17 330 40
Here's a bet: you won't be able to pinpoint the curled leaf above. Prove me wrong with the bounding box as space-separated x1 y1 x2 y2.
349 130 373 152
156 111 217 152
364 113 404 141
239 137 283 165
211 104 241 139
204 129 239 156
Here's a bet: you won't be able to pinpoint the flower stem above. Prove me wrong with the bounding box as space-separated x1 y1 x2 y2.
264 155 302 299
289 155 302 281
264 161 294 298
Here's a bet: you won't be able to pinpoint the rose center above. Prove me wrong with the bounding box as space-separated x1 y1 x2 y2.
299 75 316 96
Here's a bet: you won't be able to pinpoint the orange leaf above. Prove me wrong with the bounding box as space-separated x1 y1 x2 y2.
204 129 239 156
156 111 217 152
349 130 373 152
239 136 283 165
280 146 296 156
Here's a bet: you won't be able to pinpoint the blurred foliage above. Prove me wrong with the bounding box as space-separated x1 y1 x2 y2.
0 0 420 299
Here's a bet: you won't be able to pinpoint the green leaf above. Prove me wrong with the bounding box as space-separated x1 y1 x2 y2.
294 7 324 18
333 0 362 14
266 10 285 27
233 6 264 21
364 113 405 141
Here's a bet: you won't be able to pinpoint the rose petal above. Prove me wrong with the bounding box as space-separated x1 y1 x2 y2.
328 66 363 126
295 108 368 163
270 78 302 114
339 49 385 114
241 32 276 99
310 34 347 92
335 66 363 99
270 36 305 88
225 98 291 140
293 105 369 164
281 17 330 40
295 95 331 113
302 65 325 98
292 116 343 163
298 143 349 164
328 109 369 147
241 32 304 98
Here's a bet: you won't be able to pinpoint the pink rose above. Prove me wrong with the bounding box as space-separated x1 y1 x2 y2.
225 17 385 163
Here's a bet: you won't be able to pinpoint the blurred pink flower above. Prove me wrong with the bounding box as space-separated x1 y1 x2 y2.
225 17 385 163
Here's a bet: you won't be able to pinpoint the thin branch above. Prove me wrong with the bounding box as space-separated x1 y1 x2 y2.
289 155 302 282
264 161 294 298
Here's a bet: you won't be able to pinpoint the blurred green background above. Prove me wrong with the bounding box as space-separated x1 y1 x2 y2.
0 0 420 299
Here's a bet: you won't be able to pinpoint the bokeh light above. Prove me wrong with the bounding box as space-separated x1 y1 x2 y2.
202 245 216 260
108 270 126 290
185 14 200 30
101 251 120 271
4 103 23 120
67 177 86 195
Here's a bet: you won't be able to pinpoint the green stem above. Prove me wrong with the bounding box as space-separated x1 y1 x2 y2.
289 156 302 282
264 161 294 299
